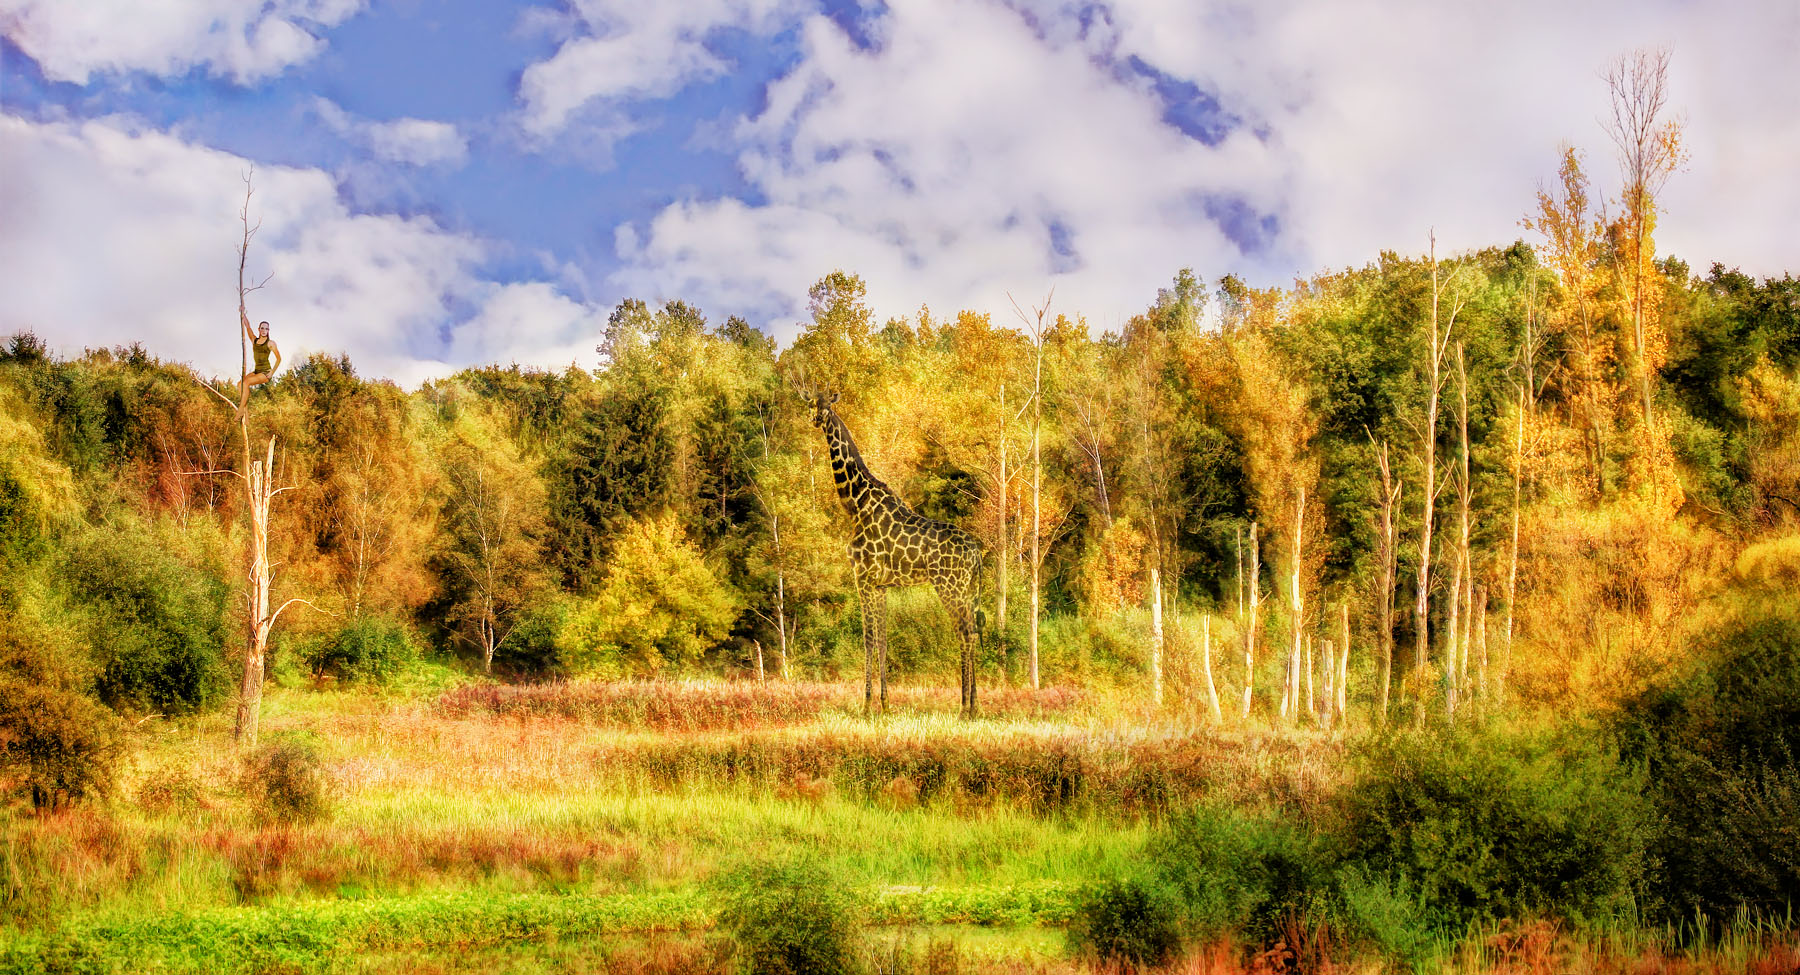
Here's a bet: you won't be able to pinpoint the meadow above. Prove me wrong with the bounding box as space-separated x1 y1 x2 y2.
6 662 1800 975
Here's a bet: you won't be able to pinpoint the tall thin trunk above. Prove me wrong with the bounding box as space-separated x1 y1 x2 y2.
1306 636 1317 725
1414 234 1458 728
1149 565 1164 706
1030 368 1042 690
235 435 276 747
1374 441 1400 724
1448 341 1472 720
1338 601 1350 721
1243 522 1260 721
1505 406 1522 707
1475 586 1489 712
997 383 1009 645
1288 485 1305 725
1202 615 1222 723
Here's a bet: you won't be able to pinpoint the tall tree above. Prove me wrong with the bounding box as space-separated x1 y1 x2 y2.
1409 234 1467 727
1605 47 1686 477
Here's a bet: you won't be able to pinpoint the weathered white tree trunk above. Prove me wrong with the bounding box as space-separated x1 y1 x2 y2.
1242 522 1259 721
1201 614 1223 723
1287 486 1305 725
1337 602 1350 721
1149 565 1164 706
235 436 276 748
1413 234 1462 728
997 383 1008 651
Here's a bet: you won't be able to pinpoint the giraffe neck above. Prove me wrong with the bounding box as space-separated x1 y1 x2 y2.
824 409 901 525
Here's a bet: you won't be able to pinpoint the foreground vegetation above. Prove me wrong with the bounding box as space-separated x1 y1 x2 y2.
5 607 1799 973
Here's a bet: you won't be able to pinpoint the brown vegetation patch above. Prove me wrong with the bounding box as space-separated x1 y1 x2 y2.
435 680 1087 730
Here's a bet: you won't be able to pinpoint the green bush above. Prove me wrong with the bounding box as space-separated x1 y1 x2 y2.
491 598 571 679
0 677 122 809
561 512 740 679
1341 730 1649 934
713 854 864 975
62 521 230 716
1065 877 1181 972
244 733 331 824
304 615 418 684
1149 802 1330 941
1615 608 1800 922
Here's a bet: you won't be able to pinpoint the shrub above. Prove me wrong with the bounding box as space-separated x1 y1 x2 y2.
1341 730 1649 934
1615 608 1800 922
1149 802 1330 941
713 854 864 975
243 734 331 824
1066 877 1181 972
0 677 122 809
561 512 741 679
304 615 418 684
490 598 571 679
62 521 230 715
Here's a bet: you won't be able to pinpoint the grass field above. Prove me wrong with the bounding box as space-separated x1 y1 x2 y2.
4 676 1797 974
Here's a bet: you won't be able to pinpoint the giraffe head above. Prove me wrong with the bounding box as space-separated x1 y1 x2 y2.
809 390 839 433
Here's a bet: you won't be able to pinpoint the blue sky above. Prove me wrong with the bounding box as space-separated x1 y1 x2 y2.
2 0 1796 386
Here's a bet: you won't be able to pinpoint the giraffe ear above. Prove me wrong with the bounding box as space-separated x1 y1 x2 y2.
830 392 840 405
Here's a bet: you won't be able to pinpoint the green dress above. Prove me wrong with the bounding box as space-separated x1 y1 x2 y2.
253 336 272 374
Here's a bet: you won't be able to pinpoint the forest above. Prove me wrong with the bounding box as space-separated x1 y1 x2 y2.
3 127 1800 972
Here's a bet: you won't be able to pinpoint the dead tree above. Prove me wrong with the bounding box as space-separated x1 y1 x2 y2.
1242 521 1261 721
188 174 319 748
1371 437 1402 723
1408 233 1467 727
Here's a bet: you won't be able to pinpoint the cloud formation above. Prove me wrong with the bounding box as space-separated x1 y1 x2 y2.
315 99 469 168
515 0 802 141
0 0 364 84
608 0 1800 341
0 114 599 387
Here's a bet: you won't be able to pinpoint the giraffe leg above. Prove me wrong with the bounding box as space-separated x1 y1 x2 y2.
857 574 878 716
874 585 890 715
939 583 978 719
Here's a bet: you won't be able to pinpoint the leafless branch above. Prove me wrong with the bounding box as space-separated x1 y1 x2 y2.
269 598 335 627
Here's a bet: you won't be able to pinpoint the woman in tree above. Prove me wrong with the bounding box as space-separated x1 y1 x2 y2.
239 305 282 403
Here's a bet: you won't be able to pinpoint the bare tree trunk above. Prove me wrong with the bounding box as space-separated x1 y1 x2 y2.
997 383 1009 646
755 639 766 682
1288 485 1305 726
1338 601 1350 721
1202 615 1223 723
1448 341 1472 721
1307 636 1319 726
1243 521 1260 721
1413 233 1462 728
1474 586 1489 712
1149 565 1164 706
235 435 274 747
1030 357 1043 691
1374 440 1400 724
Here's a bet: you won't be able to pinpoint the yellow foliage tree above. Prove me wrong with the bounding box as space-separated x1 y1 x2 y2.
561 511 741 679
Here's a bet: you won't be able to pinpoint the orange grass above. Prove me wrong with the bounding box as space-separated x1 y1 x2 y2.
435 680 1088 729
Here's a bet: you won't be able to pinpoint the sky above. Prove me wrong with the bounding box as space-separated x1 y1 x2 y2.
1 0 1796 388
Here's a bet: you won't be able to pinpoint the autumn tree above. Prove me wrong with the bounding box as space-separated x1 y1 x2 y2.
440 406 551 673
1605 46 1686 511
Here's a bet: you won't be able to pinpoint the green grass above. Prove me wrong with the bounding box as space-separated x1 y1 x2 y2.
0 882 1084 974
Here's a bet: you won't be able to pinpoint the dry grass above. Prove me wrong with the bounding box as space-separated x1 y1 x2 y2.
435 680 1089 729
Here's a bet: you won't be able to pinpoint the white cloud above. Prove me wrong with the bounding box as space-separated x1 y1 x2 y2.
610 0 1276 339
607 0 1800 343
315 99 469 167
516 0 803 141
0 0 364 84
0 113 604 388
448 281 606 373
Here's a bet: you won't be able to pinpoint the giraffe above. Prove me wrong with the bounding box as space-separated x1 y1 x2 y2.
808 391 985 717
